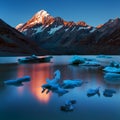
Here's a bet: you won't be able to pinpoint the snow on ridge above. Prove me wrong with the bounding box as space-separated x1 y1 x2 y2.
22 29 27 35
34 26 43 33
77 27 86 31
71 27 76 32
65 28 69 32
29 10 51 25
90 27 96 33
77 26 92 31
48 25 63 34
35 10 50 18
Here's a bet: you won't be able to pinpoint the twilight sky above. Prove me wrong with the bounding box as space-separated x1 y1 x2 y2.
0 0 120 27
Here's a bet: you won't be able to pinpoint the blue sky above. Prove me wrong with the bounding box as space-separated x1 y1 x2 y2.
0 0 120 27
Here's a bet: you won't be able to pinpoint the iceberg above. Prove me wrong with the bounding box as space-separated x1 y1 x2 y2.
103 61 120 73
87 87 100 97
41 70 68 96
61 80 84 89
81 61 101 66
104 73 120 84
103 67 120 73
69 56 85 65
103 89 116 97
69 55 101 67
60 100 76 112
96 55 112 58
4 76 31 86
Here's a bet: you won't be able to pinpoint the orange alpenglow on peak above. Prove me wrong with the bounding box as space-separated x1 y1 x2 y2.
76 21 87 26
26 10 53 26
96 24 103 29
34 10 50 18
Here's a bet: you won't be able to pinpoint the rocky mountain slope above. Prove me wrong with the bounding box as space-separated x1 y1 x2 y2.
16 10 120 54
0 19 47 56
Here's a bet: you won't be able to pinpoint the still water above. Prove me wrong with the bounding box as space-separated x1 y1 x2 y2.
0 56 120 120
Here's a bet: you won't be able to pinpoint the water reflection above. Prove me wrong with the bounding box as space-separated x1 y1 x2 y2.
0 56 120 120
17 63 53 103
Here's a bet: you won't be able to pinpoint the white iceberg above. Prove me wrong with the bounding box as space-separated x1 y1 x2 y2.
61 80 84 89
4 76 31 86
46 70 61 85
69 56 85 65
109 61 120 67
103 67 120 73
69 55 101 67
81 61 101 66
96 55 112 58
103 61 120 73
53 86 68 96
104 73 120 84
87 87 100 97
60 100 76 112
103 88 116 97
41 70 68 96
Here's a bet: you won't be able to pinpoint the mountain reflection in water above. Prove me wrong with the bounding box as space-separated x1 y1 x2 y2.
17 63 53 103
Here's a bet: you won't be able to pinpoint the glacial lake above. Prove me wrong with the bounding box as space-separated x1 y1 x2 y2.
0 56 120 120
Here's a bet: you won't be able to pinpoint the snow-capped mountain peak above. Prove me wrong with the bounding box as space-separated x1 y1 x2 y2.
25 10 53 26
35 10 50 18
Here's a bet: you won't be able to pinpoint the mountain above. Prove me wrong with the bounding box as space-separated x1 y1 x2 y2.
0 19 47 56
16 10 120 54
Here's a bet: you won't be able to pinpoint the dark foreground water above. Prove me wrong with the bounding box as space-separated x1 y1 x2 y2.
0 56 120 120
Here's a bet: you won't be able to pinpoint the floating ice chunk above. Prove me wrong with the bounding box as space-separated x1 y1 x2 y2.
4 79 23 86
4 76 30 86
103 89 116 97
104 73 120 84
62 80 83 89
53 86 69 96
87 87 100 97
41 70 68 96
46 70 61 85
109 61 120 68
61 104 74 112
16 76 31 82
103 61 120 73
60 100 76 112
81 61 101 66
69 56 85 65
103 67 120 73
96 55 112 58
42 83 68 96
